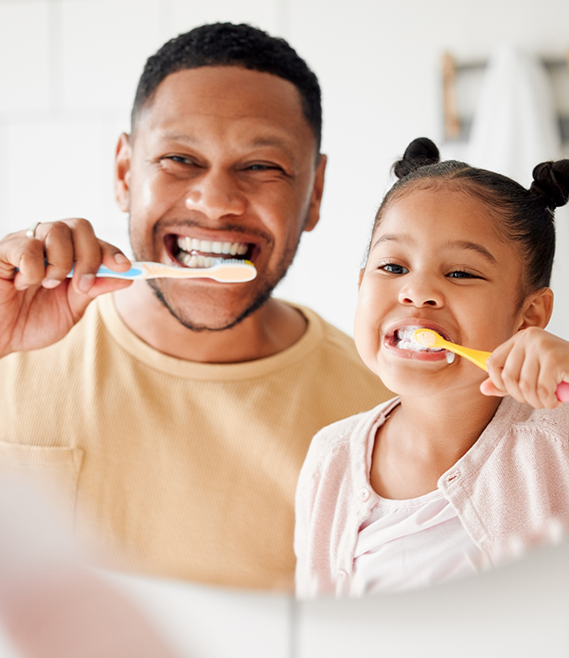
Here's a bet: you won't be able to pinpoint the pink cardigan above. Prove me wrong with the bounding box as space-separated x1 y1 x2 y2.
294 396 569 598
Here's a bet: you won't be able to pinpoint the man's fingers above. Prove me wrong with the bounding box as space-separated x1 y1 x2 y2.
60 219 105 295
10 238 47 290
1 219 131 300
99 240 131 271
41 222 76 288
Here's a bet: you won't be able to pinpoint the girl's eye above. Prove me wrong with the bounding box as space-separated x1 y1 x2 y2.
447 270 479 279
380 263 409 275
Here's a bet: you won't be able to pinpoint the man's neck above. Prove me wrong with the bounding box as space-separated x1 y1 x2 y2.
112 282 308 364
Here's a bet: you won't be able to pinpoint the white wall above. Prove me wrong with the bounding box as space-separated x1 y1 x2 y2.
2 1 569 656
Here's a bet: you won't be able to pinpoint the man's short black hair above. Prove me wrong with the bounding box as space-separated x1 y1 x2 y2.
132 22 322 153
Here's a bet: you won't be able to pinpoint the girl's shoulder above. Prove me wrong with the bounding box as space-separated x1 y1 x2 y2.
313 397 398 440
305 397 400 466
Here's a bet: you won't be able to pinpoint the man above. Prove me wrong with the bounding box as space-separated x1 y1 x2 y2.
0 24 391 590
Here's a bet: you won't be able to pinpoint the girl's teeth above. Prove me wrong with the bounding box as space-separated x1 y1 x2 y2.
395 326 444 353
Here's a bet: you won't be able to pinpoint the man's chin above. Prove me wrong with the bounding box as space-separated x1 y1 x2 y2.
147 280 273 333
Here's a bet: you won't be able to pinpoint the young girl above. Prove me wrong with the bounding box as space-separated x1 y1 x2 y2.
294 138 569 598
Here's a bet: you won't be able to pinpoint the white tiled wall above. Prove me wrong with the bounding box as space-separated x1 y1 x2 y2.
2 0 569 331
2 2 569 656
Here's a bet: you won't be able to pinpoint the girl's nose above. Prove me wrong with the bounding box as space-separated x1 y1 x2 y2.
185 170 246 220
398 281 443 308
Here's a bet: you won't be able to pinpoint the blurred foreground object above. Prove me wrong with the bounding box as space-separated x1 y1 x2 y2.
0 475 180 658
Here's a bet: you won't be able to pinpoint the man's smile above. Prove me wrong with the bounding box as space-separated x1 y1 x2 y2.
164 234 258 269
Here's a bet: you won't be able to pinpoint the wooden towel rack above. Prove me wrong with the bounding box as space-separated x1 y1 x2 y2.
442 50 569 141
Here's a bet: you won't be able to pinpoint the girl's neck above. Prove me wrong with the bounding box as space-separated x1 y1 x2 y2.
370 389 502 500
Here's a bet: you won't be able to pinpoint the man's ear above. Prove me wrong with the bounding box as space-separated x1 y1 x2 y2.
114 132 132 213
517 287 554 330
304 154 327 233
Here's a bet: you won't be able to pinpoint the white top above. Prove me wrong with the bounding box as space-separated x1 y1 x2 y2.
349 419 483 595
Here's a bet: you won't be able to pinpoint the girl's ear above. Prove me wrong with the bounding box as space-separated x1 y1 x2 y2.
518 287 554 330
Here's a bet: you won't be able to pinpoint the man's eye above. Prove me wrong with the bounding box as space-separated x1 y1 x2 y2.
168 156 192 165
246 163 284 172
381 263 408 274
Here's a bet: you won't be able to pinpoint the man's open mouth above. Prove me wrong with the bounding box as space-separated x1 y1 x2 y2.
167 235 256 268
387 326 455 363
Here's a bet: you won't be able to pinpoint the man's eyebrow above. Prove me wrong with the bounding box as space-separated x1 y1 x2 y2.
370 234 498 264
157 133 296 160
159 132 200 145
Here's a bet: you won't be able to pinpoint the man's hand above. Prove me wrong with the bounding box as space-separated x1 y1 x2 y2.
480 327 569 409
0 219 132 358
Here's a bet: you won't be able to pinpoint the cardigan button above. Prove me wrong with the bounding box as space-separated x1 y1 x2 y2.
336 569 347 580
359 487 371 501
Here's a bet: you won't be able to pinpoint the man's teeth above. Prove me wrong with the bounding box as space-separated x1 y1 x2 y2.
177 253 222 268
176 237 248 257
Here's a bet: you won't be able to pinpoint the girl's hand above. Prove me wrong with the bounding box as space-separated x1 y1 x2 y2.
480 327 569 408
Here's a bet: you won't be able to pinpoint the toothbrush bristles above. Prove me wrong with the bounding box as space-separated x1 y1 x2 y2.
414 329 438 347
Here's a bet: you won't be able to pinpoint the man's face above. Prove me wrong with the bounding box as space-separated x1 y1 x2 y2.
115 66 326 331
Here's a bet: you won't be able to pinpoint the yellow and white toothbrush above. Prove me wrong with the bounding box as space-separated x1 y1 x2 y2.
413 328 569 402
67 259 256 283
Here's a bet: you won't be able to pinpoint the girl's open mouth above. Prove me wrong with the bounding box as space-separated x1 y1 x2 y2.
385 325 455 363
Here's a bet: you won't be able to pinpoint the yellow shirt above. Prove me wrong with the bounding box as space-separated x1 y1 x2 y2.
0 294 392 590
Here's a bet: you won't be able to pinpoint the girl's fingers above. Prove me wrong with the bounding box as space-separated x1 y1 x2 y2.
479 377 508 397
516 356 543 408
488 340 527 404
485 329 569 408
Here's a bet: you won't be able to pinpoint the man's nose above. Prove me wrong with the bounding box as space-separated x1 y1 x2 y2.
398 278 443 308
184 169 246 220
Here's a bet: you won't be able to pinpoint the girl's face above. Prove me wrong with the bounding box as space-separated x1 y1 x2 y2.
354 186 534 397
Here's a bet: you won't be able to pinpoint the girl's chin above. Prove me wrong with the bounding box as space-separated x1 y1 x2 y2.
376 361 486 398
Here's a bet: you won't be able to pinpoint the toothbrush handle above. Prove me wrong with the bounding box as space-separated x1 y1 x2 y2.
66 264 144 279
557 382 569 403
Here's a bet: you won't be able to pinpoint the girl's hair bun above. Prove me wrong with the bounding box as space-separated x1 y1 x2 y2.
393 137 440 179
530 160 569 209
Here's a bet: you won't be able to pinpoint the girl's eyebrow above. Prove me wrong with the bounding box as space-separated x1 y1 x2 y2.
371 234 497 265
446 239 497 264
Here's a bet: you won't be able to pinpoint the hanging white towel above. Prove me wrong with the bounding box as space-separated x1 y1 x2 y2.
464 45 569 340
465 44 561 186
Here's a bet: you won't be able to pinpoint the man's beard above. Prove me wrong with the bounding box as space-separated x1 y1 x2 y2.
129 214 307 332
146 274 278 332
